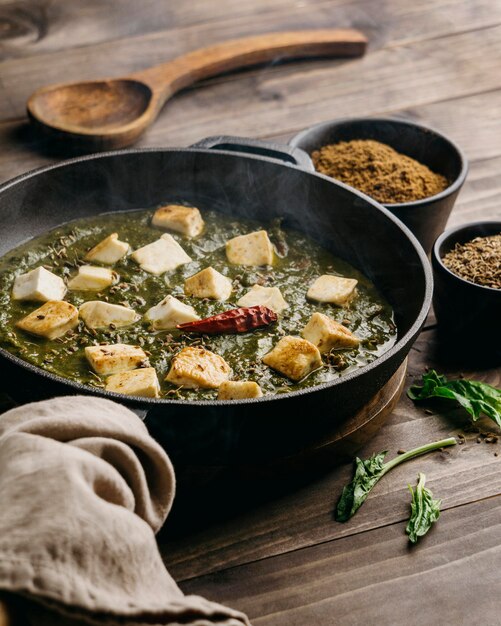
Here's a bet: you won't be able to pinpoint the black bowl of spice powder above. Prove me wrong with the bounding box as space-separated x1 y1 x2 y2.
432 221 501 359
290 118 468 253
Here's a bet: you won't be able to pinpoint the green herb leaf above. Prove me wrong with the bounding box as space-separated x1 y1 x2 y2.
406 473 441 544
408 370 501 429
335 451 387 522
335 437 456 522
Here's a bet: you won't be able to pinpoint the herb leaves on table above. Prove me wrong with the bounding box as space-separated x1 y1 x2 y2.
406 472 441 544
336 451 387 522
408 370 501 429
335 437 456 522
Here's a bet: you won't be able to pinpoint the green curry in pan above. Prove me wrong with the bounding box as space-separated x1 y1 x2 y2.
0 204 397 400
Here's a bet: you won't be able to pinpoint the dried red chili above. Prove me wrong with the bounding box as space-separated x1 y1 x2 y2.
177 305 277 334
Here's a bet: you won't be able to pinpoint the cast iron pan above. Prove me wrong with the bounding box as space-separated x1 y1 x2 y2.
0 137 432 470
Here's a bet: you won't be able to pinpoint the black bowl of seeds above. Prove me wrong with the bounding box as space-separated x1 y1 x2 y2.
289 117 468 253
432 221 501 358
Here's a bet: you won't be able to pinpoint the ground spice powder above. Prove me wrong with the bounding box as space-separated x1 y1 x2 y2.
442 233 501 289
311 139 449 204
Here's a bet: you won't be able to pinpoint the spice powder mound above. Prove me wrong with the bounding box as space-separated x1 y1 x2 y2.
442 233 501 289
311 139 449 204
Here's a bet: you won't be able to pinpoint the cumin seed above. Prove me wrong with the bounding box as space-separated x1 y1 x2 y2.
442 234 501 289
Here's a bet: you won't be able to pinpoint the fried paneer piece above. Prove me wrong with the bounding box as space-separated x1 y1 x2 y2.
145 295 199 330
85 343 149 376
12 267 66 302
68 266 117 291
307 275 358 306
165 346 230 389
237 284 288 314
152 204 204 237
226 230 274 266
105 368 160 398
184 267 232 301
79 301 140 329
16 301 78 340
302 312 360 353
131 234 191 275
262 336 322 381
85 233 129 264
217 380 263 400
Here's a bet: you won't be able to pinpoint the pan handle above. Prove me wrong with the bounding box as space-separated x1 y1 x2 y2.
190 135 314 171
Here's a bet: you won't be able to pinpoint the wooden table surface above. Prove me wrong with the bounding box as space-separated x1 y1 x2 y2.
1 1 500 624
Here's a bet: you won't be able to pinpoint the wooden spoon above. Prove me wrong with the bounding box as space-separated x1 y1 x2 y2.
27 29 367 150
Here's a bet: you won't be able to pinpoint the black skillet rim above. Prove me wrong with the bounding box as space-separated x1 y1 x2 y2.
0 147 433 406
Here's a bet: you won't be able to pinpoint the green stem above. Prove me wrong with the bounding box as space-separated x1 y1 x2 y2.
382 437 456 477
416 472 426 490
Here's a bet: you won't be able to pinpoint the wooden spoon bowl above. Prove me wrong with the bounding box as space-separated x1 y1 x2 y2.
27 30 367 150
29 79 154 147
30 80 152 130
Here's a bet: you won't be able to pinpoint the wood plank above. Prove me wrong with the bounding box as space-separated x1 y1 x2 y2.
179 496 501 625
397 94 501 163
159 331 501 581
0 2 501 123
0 0 499 64
0 0 292 59
0 0 351 60
452 155 501 225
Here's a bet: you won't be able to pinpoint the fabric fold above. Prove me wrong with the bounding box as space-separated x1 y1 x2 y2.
0 396 250 626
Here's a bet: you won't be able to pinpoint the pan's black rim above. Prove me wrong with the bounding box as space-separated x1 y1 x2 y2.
0 147 433 406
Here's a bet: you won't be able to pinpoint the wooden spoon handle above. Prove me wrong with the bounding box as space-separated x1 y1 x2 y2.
132 29 367 106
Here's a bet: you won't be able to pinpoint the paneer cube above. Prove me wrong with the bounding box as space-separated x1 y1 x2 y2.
302 312 360 353
68 265 117 291
307 275 358 306
16 301 78 340
237 284 288 314
145 295 199 330
85 233 129 264
226 230 274 266
184 267 232 301
131 234 191 275
105 368 160 398
217 380 263 400
85 343 149 376
152 204 204 238
165 346 230 389
262 335 322 381
79 301 141 329
12 266 66 302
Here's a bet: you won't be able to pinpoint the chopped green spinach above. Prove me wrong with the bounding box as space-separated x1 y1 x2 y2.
408 370 501 430
0 208 397 399
406 472 441 544
335 437 456 522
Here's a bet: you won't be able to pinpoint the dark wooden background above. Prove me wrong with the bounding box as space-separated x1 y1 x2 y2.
1 1 500 624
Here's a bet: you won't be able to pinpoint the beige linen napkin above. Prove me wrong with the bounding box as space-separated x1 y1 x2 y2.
0 396 250 626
